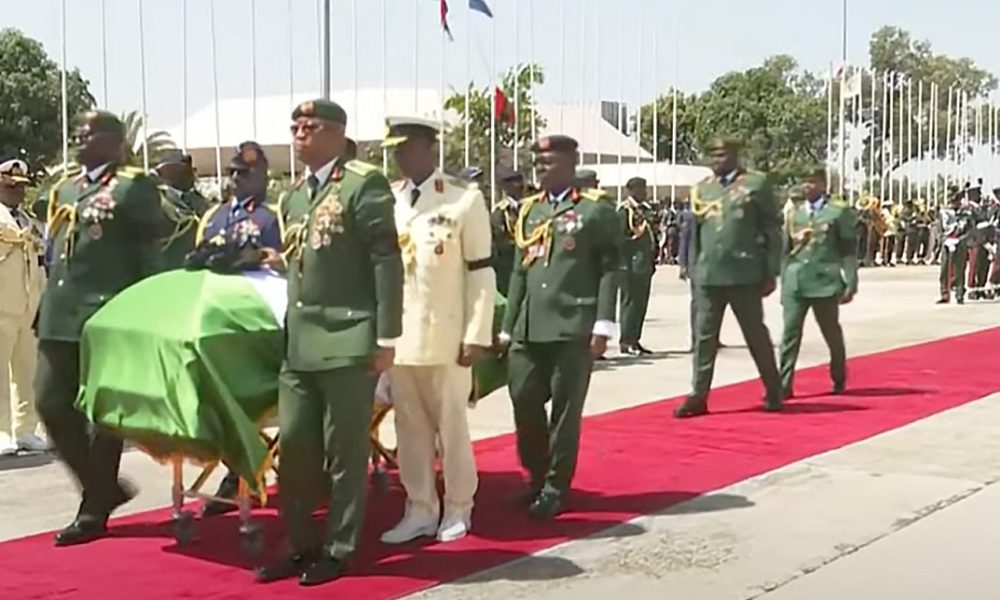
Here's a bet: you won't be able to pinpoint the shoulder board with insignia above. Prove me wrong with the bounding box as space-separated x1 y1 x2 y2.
580 189 606 202
117 165 147 179
344 159 379 177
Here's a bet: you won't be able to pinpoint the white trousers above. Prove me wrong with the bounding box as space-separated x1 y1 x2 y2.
0 312 38 439
389 364 478 520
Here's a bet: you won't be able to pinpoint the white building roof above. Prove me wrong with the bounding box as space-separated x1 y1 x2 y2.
165 91 653 172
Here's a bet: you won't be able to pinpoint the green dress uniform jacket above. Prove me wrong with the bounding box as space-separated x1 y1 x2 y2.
616 197 656 346
687 170 782 406
502 188 622 498
160 186 210 269
490 197 519 297
36 163 168 520
276 158 403 560
777 196 858 395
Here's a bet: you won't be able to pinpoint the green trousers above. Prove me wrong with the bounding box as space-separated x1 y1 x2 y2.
619 270 653 346
507 339 593 497
493 250 515 298
939 241 967 298
691 284 781 402
778 295 845 395
35 340 124 518
277 363 375 560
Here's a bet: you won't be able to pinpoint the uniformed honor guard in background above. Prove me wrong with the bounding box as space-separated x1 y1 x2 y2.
499 135 622 520
777 171 857 399
0 159 47 455
36 110 167 545
674 138 783 418
937 191 972 304
256 99 403 586
155 150 209 269
617 176 656 356
379 116 495 545
491 168 526 296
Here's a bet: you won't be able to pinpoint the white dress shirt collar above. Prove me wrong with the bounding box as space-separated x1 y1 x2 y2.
86 163 111 183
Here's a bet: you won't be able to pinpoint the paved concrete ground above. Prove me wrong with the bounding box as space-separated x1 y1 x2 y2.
1 265 998 599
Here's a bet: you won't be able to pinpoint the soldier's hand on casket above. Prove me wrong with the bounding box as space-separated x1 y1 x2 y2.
457 344 488 367
369 346 395 376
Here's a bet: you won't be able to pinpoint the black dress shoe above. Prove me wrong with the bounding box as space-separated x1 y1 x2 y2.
528 492 565 521
621 345 643 357
635 343 654 355
509 485 542 507
255 553 311 583
832 381 846 395
781 388 794 400
763 396 783 412
55 517 108 547
673 399 709 419
299 556 347 587
936 297 950 304
203 471 240 517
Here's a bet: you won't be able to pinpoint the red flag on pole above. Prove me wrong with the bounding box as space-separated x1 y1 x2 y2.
440 0 454 41
494 86 514 125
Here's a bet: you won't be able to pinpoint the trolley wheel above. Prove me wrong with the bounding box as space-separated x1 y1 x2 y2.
239 522 264 559
173 511 196 546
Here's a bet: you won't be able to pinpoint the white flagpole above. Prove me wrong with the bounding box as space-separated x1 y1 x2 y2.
617 9 624 202
100 0 109 106
879 70 887 200
635 15 643 168
868 69 876 195
181 0 188 153
138 0 149 171
594 0 600 169
60 0 68 171
853 78 861 201
559 0 566 131
827 63 834 185
529 0 537 148
651 18 658 204
945 86 953 189
579 4 586 144
250 0 257 139
353 0 360 141
382 0 389 172
907 79 913 202
887 72 894 204
315 0 323 86
670 23 678 206
489 4 496 206
514 0 520 171
917 79 923 198
413 0 419 112
898 78 905 203
287 0 296 178
464 1 471 169
438 0 445 170
837 65 847 198
209 0 222 188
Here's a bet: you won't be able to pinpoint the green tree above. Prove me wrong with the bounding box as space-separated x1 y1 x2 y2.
121 110 177 167
694 55 828 183
870 26 996 97
0 28 94 172
637 90 702 164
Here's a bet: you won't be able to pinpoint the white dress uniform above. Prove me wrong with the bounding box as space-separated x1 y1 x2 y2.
0 161 46 454
383 168 495 543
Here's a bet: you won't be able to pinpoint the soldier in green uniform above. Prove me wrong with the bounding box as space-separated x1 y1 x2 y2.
674 138 783 418
574 168 599 190
937 191 972 304
499 135 622 519
155 150 209 269
255 99 403 587
491 168 525 296
777 171 858 398
617 176 656 356
36 110 167 545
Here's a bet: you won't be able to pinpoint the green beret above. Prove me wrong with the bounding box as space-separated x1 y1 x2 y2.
705 136 741 153
292 99 347 125
532 135 579 153
626 176 647 188
80 110 124 136
803 166 827 181
575 168 597 179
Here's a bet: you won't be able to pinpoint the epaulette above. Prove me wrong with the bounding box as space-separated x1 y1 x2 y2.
344 159 379 177
580 188 606 202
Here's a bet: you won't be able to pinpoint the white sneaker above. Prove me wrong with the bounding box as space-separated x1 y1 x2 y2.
0 433 17 457
380 513 439 545
436 515 471 543
17 433 48 453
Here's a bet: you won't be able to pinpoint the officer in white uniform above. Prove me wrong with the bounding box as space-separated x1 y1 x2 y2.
379 117 495 543
0 159 47 455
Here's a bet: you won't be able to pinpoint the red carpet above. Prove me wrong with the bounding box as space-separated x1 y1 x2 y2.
3 327 999 600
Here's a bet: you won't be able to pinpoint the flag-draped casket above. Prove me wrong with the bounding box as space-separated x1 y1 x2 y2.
76 269 508 493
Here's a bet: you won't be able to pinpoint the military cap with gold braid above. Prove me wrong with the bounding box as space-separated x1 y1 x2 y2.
79 110 125 136
291 98 348 124
382 116 441 148
0 159 31 183
704 136 741 153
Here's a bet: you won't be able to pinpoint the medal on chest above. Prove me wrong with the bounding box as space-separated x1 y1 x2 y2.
309 187 345 250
